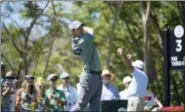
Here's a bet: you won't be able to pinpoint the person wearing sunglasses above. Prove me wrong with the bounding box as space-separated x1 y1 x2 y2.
1 71 16 112
45 74 67 112
58 72 78 111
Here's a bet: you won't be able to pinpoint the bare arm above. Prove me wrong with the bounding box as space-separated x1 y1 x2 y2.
117 48 134 73
15 89 22 107
155 98 163 109
2 87 11 96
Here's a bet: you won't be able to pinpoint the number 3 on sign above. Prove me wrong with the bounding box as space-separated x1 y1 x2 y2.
176 39 182 52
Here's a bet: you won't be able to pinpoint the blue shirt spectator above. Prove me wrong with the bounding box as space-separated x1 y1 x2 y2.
101 70 120 100
101 84 120 100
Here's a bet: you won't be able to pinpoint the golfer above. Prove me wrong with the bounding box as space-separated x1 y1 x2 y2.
69 20 102 111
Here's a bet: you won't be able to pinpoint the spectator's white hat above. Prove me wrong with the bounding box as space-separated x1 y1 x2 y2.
69 20 85 31
25 75 35 80
60 72 70 79
132 60 144 69
47 74 58 81
123 76 132 84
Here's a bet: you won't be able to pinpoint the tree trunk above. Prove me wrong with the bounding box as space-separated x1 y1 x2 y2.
43 2 56 77
23 2 49 75
140 1 156 83
106 1 123 69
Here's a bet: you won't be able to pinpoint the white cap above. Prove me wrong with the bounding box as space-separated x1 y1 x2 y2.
123 76 132 84
69 20 84 31
60 72 70 79
47 74 58 81
25 75 34 79
132 60 144 69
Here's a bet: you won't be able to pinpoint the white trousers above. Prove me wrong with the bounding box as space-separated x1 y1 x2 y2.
127 97 145 111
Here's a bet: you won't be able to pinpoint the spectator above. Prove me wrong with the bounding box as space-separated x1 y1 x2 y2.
1 71 16 112
119 76 132 100
36 81 46 111
45 74 67 111
1 61 6 108
15 75 37 112
144 87 163 111
117 48 148 111
101 69 120 100
6 71 18 111
58 72 78 111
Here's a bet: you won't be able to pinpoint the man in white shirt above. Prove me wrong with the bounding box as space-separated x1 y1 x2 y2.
58 72 78 111
117 48 148 111
119 76 132 100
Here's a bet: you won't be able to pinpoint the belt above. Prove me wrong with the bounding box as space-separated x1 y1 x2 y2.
85 69 102 75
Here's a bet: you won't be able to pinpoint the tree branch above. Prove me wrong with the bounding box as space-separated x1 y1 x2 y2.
43 1 56 77
1 54 15 72
26 2 49 38
140 1 151 24
106 1 123 68
23 2 49 75
2 22 23 56
151 11 163 55
146 1 151 22
140 1 146 23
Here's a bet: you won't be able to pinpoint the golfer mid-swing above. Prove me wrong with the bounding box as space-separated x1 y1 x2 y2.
69 20 102 111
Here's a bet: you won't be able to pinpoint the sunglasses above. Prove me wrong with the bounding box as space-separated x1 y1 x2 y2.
26 77 35 80
51 78 57 81
63 77 70 80
6 77 14 80
39 85 45 88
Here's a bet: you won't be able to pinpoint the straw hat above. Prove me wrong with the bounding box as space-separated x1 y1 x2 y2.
101 69 114 77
